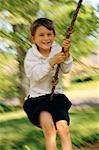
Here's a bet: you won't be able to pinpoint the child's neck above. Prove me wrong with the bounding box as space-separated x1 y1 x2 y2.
36 44 51 57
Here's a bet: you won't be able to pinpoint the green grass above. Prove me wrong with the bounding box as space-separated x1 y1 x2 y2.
0 107 99 150
0 111 45 150
70 107 99 149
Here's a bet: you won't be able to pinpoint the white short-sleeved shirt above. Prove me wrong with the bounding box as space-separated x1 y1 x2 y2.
24 42 73 98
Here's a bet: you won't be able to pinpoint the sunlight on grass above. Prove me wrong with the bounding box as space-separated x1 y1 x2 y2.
64 81 99 99
0 110 26 121
24 145 32 150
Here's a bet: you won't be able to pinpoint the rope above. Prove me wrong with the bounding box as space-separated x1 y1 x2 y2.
50 0 83 101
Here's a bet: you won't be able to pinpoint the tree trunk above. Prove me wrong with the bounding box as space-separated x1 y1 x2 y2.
16 45 27 106
13 24 29 106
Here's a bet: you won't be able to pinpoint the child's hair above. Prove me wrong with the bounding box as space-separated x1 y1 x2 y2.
30 18 55 36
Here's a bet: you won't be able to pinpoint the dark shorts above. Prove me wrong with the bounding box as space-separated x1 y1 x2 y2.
23 94 72 128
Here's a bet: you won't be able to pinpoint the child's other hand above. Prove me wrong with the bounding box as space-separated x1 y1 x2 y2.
62 38 70 58
49 52 66 67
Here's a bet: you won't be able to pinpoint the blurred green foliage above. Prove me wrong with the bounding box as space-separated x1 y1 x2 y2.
0 102 19 113
0 0 98 53
72 74 99 83
0 52 19 99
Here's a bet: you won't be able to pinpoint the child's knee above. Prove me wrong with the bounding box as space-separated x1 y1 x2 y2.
43 122 56 137
56 120 70 138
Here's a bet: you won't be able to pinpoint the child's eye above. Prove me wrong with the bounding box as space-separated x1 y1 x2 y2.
39 34 44 36
48 33 53 36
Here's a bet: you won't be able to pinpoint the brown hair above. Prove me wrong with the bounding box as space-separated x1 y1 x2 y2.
30 18 55 36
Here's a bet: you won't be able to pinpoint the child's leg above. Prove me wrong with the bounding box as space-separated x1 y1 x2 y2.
39 111 57 150
56 120 73 150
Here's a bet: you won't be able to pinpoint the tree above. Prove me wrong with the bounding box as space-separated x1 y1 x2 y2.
0 0 39 105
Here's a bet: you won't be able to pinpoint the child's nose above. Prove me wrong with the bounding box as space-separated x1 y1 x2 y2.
44 35 49 39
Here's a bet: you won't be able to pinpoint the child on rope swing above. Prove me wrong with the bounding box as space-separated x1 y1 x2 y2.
23 18 73 150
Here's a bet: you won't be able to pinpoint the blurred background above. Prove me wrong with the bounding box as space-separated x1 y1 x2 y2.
0 0 99 150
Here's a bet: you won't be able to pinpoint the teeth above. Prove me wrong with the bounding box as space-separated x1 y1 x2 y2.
43 43 49 45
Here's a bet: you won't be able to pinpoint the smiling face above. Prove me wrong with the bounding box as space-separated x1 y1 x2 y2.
32 25 55 52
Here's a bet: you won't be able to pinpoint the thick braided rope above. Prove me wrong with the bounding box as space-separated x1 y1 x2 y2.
50 0 83 100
